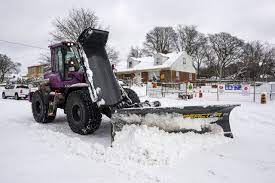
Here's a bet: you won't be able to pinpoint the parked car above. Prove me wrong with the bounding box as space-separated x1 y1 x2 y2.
0 83 6 93
2 84 29 100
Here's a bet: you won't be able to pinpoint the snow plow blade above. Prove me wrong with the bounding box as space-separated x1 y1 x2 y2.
111 104 239 142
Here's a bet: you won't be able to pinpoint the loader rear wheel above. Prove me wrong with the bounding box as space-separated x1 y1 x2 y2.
65 89 102 135
31 90 56 123
123 88 140 104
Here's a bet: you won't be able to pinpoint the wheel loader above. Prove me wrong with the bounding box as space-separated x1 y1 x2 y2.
31 28 238 141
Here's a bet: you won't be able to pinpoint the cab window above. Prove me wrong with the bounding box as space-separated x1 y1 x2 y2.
53 47 64 78
8 85 15 89
16 85 29 89
64 45 80 72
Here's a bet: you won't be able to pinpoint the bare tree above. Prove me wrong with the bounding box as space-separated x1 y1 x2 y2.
144 26 177 54
241 41 264 80
128 46 144 58
209 32 244 79
139 48 154 57
39 52 51 64
173 25 214 78
106 45 120 65
51 8 100 42
0 54 21 82
267 47 275 78
240 41 275 80
174 25 203 55
198 42 217 78
260 45 275 79
203 40 216 66
51 8 119 63
190 34 209 78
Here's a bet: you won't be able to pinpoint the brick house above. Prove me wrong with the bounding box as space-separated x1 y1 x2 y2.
115 52 196 83
27 63 50 79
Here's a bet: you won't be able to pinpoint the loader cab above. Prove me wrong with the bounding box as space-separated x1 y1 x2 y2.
49 42 81 81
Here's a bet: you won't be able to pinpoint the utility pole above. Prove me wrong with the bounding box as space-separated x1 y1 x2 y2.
253 78 256 102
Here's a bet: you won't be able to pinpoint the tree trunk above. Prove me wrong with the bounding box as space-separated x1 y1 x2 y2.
219 66 223 82
0 74 4 83
197 62 200 79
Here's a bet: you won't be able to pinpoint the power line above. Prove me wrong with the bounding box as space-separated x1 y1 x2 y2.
0 39 48 50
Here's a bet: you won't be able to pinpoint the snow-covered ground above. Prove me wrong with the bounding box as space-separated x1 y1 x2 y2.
0 87 275 183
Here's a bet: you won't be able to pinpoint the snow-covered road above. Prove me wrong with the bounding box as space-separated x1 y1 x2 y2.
0 93 275 183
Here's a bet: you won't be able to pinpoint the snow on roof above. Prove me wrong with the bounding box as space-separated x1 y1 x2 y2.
115 61 128 71
28 63 49 68
158 53 170 58
116 52 184 73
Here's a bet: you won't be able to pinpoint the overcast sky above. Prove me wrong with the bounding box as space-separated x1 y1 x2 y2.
1 0 275 73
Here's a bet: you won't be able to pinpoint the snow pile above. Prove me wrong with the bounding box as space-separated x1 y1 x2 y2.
31 122 229 167
111 125 230 166
117 113 219 131
31 124 106 161
130 85 147 97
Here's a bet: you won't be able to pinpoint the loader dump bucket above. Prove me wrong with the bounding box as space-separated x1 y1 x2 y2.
111 104 239 142
78 28 122 105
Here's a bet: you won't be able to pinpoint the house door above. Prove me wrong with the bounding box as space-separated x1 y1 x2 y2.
141 72 148 82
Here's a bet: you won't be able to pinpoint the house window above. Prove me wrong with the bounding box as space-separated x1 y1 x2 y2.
128 61 133 68
155 57 161 65
182 57 186 64
176 71 180 80
31 67 35 74
38 66 43 73
189 73 193 81
160 73 165 80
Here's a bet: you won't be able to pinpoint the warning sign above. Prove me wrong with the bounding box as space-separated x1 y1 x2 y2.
187 83 193 92
242 84 250 95
218 84 225 93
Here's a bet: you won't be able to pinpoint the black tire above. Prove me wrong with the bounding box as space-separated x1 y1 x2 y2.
65 89 102 135
2 92 6 99
31 90 56 123
14 93 20 100
123 88 140 104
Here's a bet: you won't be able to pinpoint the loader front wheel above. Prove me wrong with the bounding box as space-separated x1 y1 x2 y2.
123 88 140 104
31 90 56 123
66 89 102 135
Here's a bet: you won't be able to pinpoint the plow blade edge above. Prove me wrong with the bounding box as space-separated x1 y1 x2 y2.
111 104 239 142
